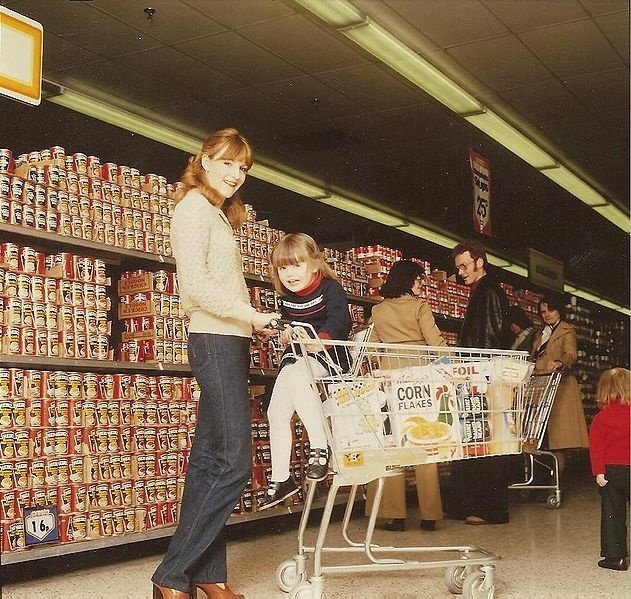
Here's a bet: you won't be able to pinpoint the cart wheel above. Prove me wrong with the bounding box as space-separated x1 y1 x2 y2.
289 581 313 599
276 560 305 592
547 494 561 509
463 570 495 599
444 565 469 594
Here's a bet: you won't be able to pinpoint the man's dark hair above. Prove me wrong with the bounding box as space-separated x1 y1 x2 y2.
380 260 425 299
452 238 488 268
508 305 533 330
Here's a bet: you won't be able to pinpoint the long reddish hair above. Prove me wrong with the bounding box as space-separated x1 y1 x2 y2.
176 128 253 228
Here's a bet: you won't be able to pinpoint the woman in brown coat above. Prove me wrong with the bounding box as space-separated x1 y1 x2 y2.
364 260 445 531
531 295 589 478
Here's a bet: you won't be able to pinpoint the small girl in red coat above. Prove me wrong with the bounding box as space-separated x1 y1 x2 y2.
589 367 630 571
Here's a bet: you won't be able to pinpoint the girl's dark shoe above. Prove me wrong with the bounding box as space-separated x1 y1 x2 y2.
420 519 436 531
258 477 299 510
305 447 329 480
152 584 191 599
196 583 244 598
598 557 628 571
383 518 406 531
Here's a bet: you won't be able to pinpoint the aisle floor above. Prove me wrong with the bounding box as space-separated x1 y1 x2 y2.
2 470 629 599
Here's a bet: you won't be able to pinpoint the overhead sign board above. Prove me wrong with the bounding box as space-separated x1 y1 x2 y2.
528 248 564 293
0 6 43 105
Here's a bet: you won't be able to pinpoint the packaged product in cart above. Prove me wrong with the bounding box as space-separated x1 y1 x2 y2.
322 380 388 451
382 363 461 462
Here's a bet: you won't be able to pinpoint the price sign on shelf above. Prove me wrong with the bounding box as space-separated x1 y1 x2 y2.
24 506 59 546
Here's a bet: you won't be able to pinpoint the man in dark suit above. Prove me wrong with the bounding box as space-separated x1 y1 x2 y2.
448 238 512 525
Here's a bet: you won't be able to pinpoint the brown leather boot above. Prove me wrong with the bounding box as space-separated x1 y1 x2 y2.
195 583 244 599
153 584 192 599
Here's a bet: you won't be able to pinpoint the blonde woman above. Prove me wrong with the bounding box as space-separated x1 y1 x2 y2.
152 129 279 599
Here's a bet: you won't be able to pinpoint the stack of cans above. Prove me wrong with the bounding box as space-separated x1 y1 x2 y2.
0 242 111 360
0 367 200 551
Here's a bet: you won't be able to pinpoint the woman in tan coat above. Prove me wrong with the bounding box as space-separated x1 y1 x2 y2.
364 260 445 531
531 295 589 478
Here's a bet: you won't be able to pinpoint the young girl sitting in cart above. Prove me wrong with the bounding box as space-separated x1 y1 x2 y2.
259 233 351 509
589 367 630 571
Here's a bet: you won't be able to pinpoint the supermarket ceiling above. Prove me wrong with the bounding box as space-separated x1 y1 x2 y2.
1 0 629 307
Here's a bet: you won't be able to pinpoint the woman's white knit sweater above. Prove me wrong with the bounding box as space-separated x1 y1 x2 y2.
170 189 255 337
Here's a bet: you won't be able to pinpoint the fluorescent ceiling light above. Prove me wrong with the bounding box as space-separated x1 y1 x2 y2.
294 0 363 28
572 288 604 304
502 263 529 277
465 111 557 169
295 0 628 231
249 163 328 198
398 223 459 248
317 194 408 227
600 299 630 316
45 82 628 314
342 22 483 114
540 166 607 207
48 86 202 154
592 203 630 233
487 255 513 268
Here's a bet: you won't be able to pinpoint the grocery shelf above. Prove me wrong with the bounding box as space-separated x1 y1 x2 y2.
0 223 175 267
1 489 355 565
0 354 277 381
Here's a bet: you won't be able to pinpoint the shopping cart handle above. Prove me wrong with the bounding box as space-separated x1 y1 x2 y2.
267 319 318 339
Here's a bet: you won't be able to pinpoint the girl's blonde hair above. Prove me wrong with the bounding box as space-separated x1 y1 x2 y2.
175 128 254 228
270 233 338 295
596 367 630 408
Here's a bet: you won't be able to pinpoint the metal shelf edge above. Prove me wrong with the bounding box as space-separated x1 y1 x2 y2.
1 490 355 565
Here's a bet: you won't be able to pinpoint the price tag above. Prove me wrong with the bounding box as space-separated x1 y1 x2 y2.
24 505 59 546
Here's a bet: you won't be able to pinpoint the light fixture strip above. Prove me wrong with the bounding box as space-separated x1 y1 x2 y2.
294 0 628 232
464 111 557 169
342 22 483 115
44 85 629 314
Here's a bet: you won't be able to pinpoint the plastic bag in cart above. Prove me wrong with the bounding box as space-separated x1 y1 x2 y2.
323 380 388 451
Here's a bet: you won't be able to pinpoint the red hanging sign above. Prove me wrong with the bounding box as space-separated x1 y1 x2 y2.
469 149 492 237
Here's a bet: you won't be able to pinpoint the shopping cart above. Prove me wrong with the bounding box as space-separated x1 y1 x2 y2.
508 372 563 509
272 325 533 599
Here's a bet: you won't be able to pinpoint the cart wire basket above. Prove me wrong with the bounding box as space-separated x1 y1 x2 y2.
508 371 564 509
274 324 535 599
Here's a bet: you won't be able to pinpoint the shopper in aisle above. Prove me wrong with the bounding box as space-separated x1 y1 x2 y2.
531 295 589 481
258 232 351 509
589 367 630 571
363 260 445 532
152 129 280 599
446 239 512 526
508 305 537 353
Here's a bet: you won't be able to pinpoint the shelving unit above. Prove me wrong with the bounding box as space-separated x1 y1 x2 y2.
1 149 627 565
1 489 354 565
1 186 379 561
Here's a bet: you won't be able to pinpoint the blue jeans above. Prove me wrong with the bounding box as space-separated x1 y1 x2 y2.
152 333 252 593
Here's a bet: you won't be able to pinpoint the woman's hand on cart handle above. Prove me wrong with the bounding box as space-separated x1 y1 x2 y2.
540 359 564 373
252 311 282 336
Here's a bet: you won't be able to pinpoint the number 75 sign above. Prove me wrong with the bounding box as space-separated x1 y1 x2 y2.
469 149 492 237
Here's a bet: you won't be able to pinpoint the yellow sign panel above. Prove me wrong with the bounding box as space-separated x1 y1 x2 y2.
0 6 43 106
528 248 564 293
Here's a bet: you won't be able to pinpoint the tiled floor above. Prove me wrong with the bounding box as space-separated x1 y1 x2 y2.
2 461 629 598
